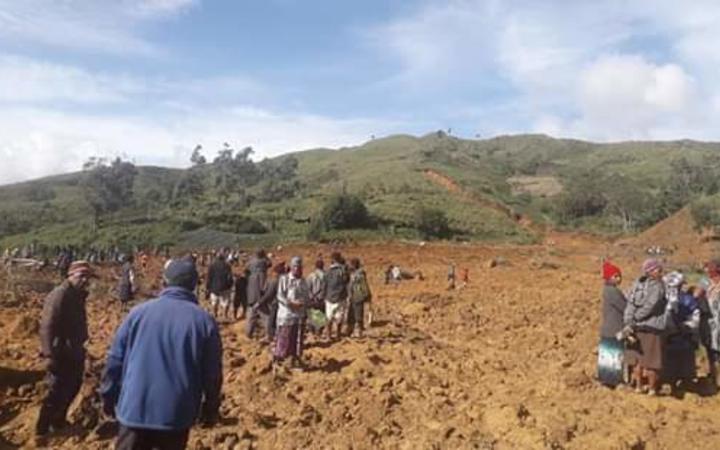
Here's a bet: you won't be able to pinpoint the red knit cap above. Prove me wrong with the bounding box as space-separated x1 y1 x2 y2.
602 261 621 281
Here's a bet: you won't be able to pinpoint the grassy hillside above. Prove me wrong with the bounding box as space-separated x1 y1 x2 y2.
1 132 719 250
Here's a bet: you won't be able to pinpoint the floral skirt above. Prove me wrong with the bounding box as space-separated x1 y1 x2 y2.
274 323 303 361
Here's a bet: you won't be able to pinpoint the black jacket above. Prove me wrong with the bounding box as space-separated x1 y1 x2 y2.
206 258 234 295
40 281 88 359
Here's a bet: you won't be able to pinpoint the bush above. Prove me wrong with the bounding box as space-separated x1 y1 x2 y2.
314 194 372 231
415 206 450 239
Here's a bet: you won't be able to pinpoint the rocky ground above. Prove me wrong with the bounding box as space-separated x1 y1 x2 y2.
2 228 720 449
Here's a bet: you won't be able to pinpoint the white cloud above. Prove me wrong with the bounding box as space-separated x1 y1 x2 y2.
0 0 197 55
123 0 197 18
371 0 720 141
0 55 146 103
576 55 698 139
0 106 398 185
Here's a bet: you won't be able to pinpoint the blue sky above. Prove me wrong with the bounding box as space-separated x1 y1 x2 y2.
1 0 720 184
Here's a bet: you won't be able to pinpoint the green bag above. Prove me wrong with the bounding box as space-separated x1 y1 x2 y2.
350 271 371 304
308 309 327 329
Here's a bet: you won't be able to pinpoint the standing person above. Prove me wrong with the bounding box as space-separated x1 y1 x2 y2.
623 258 668 396
597 261 627 387
246 249 271 312
206 250 234 320
663 274 700 392
274 257 309 372
696 278 716 385
324 252 349 341
56 248 72 280
36 261 94 439
117 254 136 312
233 268 249 321
100 259 223 450
347 258 372 338
306 259 327 335
460 268 470 289
704 259 720 384
447 263 456 290
246 262 285 340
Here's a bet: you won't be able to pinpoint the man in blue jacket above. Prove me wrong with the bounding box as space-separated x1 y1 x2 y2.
100 258 223 450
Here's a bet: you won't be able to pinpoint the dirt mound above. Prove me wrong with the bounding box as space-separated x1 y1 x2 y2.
634 207 698 248
621 207 719 264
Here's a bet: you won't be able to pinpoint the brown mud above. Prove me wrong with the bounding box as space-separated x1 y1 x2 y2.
2 226 720 449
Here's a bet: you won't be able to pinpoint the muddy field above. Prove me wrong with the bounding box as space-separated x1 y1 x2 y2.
2 232 720 449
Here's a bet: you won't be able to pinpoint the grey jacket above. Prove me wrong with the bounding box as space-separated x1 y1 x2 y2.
246 256 270 305
600 284 627 339
624 276 668 332
276 273 308 326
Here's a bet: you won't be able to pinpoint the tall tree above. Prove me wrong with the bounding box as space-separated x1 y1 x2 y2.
81 157 138 229
190 144 207 166
213 143 239 208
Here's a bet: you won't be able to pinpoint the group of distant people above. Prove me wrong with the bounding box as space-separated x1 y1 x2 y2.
200 248 373 371
34 246 374 448
599 257 720 396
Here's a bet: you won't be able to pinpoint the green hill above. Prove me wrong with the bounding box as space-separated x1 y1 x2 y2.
1 132 719 250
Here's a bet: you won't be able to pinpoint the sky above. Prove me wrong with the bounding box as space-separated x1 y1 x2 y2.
1 0 720 184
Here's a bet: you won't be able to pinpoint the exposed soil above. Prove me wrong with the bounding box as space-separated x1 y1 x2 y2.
423 170 536 231
507 176 563 198
2 232 720 449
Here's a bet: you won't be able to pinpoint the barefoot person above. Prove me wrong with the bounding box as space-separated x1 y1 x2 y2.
624 258 668 396
206 249 234 320
100 258 222 450
324 252 349 341
36 261 94 438
273 256 309 372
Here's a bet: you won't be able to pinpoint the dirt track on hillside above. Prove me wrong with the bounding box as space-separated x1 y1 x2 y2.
2 234 720 449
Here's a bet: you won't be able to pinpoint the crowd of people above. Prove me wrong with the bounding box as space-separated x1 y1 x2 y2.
599 257 720 396
33 247 373 449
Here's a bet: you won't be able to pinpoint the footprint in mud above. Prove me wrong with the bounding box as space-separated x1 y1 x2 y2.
367 354 390 366
254 413 281 429
308 358 353 374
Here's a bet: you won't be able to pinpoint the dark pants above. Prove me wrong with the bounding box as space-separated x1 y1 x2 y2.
36 356 84 434
347 302 365 333
116 425 189 450
233 293 247 316
246 302 277 339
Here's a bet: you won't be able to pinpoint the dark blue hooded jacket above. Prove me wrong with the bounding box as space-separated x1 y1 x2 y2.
100 287 222 430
